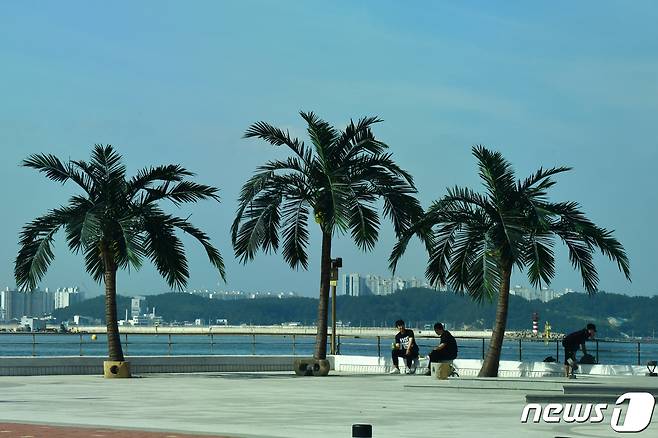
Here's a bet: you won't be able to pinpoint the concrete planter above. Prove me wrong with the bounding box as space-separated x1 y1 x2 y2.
293 358 331 376
103 360 131 378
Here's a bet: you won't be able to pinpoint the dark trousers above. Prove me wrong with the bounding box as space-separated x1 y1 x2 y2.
428 350 456 368
564 348 577 366
392 349 418 368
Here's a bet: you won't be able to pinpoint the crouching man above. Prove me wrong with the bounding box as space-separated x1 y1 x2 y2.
562 323 596 379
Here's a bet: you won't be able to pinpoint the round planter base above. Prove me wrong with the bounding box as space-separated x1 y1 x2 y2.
293 358 330 376
103 360 131 378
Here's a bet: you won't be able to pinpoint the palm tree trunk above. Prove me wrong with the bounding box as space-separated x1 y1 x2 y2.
101 245 124 362
313 230 332 360
478 260 512 377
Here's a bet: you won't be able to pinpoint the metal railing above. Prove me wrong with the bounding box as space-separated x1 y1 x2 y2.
0 332 656 365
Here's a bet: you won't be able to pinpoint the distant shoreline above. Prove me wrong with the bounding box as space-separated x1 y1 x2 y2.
2 323 564 339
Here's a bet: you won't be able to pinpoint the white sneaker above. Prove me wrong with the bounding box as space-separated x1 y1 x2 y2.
389 368 400 374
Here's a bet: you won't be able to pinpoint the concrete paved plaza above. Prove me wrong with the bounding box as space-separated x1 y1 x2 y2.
0 372 657 438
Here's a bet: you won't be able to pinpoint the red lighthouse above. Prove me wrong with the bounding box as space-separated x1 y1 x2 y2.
532 312 539 336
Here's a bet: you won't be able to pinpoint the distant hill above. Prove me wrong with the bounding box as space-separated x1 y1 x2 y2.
52 288 658 338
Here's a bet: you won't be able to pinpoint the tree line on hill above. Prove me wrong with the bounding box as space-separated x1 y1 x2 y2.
52 287 657 338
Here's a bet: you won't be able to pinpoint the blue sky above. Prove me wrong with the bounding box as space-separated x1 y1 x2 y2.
1 1 656 297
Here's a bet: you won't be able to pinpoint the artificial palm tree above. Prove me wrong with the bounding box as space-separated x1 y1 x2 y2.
390 145 630 377
15 145 225 370
233 111 422 361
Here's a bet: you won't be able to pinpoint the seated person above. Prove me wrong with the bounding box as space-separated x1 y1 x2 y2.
390 319 419 374
425 322 458 376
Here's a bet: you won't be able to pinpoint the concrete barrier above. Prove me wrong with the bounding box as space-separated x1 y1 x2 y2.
0 355 298 376
0 354 651 377
331 356 650 377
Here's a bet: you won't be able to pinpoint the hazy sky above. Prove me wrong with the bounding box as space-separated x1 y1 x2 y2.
1 1 656 297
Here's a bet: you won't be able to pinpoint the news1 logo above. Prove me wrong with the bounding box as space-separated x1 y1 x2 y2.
521 392 656 433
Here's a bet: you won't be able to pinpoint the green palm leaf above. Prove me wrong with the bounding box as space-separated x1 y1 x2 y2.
233 188 283 263
281 198 311 269
15 210 67 290
142 212 189 290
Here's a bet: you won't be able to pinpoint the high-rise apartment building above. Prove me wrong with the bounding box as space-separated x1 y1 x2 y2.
509 285 568 302
131 296 146 318
0 288 55 320
348 273 361 296
53 287 84 309
339 274 429 296
1 286 85 321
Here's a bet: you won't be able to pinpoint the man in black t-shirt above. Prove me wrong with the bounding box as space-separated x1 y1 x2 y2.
562 323 596 378
390 319 419 374
424 322 458 376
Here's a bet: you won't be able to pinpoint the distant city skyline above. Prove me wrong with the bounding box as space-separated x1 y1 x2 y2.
340 273 431 297
0 279 580 326
0 286 84 321
2 2 656 297
0 277 598 302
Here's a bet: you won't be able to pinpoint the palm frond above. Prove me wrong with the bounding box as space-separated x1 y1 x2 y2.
333 115 385 162
15 209 69 290
300 111 338 164
495 209 527 266
232 171 274 243
22 154 70 183
348 154 420 235
321 179 352 233
346 153 414 186
281 198 311 269
467 232 502 303
244 121 312 165
233 189 283 263
142 212 190 290
584 226 631 280
425 220 461 288
90 144 126 184
472 145 516 207
388 210 436 274
61 196 96 254
389 231 414 274
562 232 598 293
524 232 556 289
518 166 572 192
80 208 102 247
23 154 94 195
113 217 145 271
446 226 482 294
381 189 422 235
127 164 194 198
547 201 631 285
68 160 99 194
169 217 226 281
443 186 491 211
143 181 220 206
84 244 104 283
257 157 307 176
348 199 380 251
